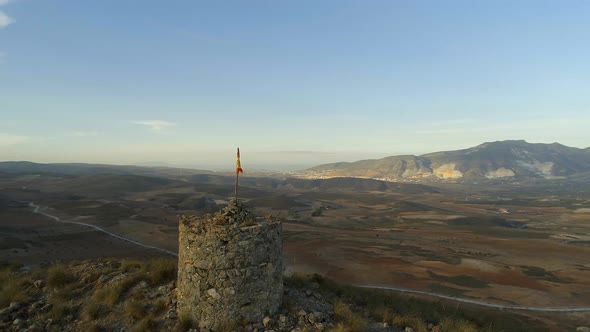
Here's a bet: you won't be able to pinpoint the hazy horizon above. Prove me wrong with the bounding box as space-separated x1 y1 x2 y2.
2 139 588 172
2 1 589 169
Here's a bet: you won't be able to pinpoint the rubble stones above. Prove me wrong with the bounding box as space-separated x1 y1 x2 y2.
33 280 44 289
177 200 283 331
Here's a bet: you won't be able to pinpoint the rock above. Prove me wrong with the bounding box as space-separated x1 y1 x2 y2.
431 325 442 332
297 309 307 317
33 280 44 289
383 322 389 327
24 324 41 332
307 312 317 324
577 327 590 332
405 327 414 332
315 322 325 331
98 274 110 283
13 318 23 326
278 314 289 328
263 316 271 327
167 310 177 319
206 288 221 300
9 302 21 310
136 280 149 290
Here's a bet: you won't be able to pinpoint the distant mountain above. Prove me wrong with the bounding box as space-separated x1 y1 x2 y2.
0 161 438 194
0 161 214 179
300 140 590 182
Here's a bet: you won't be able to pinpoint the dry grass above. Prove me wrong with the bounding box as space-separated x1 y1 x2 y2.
145 258 176 285
153 298 168 314
120 259 143 273
47 303 70 320
93 273 144 306
124 300 146 320
81 302 103 321
333 300 368 332
391 314 428 332
129 315 157 332
0 269 28 308
52 283 78 303
175 314 194 332
92 287 119 307
46 264 73 288
440 317 478 332
382 307 395 323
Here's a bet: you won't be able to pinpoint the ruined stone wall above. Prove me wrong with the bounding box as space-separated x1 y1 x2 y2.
177 202 283 331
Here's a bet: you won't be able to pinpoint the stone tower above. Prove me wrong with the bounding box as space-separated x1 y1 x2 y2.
176 200 283 330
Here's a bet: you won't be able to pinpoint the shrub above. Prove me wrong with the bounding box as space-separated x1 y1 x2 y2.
0 279 27 308
0 269 28 308
47 264 73 288
175 314 194 332
124 300 146 320
153 298 168 314
333 300 368 332
382 307 395 323
81 302 103 321
93 287 119 306
130 316 156 332
48 303 70 320
145 258 176 285
120 259 144 273
52 284 78 304
391 314 428 332
94 272 146 306
440 317 478 332
118 273 144 293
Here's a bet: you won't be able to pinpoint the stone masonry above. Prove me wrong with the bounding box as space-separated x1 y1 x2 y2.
177 200 283 331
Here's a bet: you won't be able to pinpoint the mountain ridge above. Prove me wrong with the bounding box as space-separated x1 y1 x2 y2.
300 140 590 182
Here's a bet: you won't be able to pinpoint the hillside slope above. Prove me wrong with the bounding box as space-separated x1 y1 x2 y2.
301 140 590 182
0 259 548 332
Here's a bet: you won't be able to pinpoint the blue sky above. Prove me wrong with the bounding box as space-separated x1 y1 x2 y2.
1 1 589 170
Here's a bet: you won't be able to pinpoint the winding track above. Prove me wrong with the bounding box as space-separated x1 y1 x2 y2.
357 285 590 312
29 202 590 312
29 202 178 257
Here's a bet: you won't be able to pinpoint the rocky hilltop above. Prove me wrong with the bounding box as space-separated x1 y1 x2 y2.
300 140 590 182
0 258 524 332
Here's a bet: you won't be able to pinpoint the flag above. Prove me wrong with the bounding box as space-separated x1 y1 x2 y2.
236 148 244 174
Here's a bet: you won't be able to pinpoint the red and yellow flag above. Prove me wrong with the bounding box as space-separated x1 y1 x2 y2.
236 148 244 174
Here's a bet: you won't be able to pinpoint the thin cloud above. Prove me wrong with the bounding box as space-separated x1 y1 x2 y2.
0 0 14 5
132 120 176 131
70 131 100 137
0 11 14 28
264 150 337 156
0 133 29 146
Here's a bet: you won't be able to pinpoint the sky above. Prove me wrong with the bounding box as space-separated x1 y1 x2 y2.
1 0 589 171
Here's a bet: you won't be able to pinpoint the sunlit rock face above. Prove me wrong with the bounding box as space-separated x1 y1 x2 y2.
433 163 463 179
485 167 516 179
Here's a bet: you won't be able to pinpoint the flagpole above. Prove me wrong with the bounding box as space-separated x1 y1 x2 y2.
235 147 239 202
235 168 239 202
